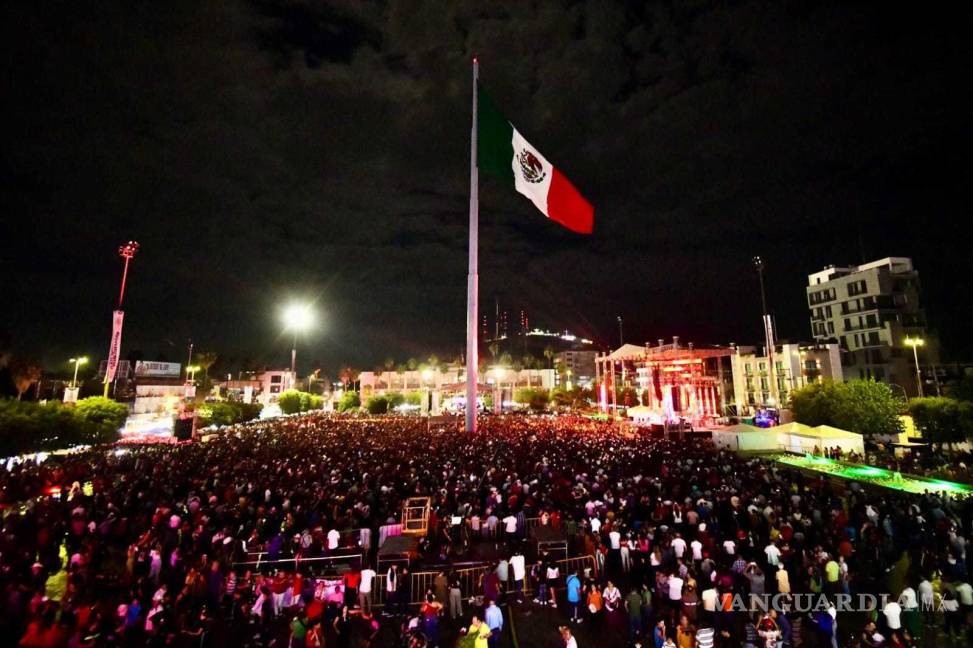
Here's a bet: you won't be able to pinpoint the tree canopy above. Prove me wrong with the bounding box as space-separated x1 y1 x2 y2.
908 397 973 446
789 379 903 437
0 397 129 456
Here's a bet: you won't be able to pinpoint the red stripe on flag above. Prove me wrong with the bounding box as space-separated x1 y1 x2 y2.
547 168 594 234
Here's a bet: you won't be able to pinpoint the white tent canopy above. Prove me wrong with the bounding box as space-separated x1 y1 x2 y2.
712 422 864 455
712 424 782 452
795 424 865 455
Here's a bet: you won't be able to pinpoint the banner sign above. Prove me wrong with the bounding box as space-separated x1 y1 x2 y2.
104 310 125 383
134 361 181 378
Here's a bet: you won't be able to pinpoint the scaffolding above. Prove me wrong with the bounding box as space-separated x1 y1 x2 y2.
401 496 431 536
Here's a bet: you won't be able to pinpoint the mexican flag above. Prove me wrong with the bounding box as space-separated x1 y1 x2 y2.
477 83 594 234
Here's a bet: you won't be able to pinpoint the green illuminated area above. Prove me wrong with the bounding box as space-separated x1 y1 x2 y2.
774 454 973 497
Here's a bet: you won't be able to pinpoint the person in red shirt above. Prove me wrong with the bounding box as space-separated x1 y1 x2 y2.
343 568 361 609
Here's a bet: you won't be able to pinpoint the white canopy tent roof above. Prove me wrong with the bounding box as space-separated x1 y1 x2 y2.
606 343 649 361
712 422 864 455
712 423 782 452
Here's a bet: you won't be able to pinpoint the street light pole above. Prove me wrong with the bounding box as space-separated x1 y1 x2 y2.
291 331 298 384
617 316 624 348
69 357 88 389
282 303 314 391
905 336 925 398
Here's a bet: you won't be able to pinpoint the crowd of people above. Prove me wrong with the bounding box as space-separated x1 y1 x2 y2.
864 446 973 485
1 412 972 647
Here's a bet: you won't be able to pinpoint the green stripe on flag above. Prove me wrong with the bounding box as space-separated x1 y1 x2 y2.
477 83 514 182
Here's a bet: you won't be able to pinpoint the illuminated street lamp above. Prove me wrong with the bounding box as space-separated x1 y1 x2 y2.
69 356 89 389
282 303 315 388
904 336 925 397
186 365 201 383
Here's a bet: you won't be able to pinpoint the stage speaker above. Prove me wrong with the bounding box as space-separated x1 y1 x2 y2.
173 417 193 440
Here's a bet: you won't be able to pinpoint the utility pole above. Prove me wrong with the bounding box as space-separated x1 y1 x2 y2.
617 315 624 348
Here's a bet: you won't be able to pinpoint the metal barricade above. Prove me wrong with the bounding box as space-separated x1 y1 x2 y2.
233 551 365 575
371 555 597 607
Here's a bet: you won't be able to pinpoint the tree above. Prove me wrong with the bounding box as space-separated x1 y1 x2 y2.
387 392 405 410
551 386 594 410
543 345 555 369
618 386 639 408
789 379 903 437
338 366 359 389
831 379 903 437
74 396 129 443
365 395 389 415
0 397 130 456
406 358 418 371
337 390 360 413
197 401 263 426
195 352 218 383
789 381 841 426
279 390 322 415
909 397 967 447
279 390 303 415
9 358 42 400
514 388 549 412
947 374 973 403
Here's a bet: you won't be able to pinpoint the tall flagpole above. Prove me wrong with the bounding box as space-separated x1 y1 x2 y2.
465 57 479 433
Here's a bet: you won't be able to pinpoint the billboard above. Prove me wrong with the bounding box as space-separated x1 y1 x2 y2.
134 361 182 378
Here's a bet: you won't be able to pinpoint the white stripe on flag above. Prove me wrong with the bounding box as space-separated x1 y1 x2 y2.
511 129 554 218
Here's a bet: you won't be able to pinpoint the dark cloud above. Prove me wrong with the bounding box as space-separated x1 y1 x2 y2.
2 0 971 372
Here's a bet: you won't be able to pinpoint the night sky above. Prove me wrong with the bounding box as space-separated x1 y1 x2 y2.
2 1 971 376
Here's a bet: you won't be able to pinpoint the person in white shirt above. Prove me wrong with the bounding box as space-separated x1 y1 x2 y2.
609 530 621 550
672 533 687 559
502 514 518 543
764 542 781 567
899 586 917 610
590 517 602 534
546 563 561 608
668 573 684 610
722 539 736 556
701 586 718 612
510 551 526 601
883 600 902 630
327 528 341 550
359 567 376 613
691 539 703 562
603 580 621 611
560 626 579 648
